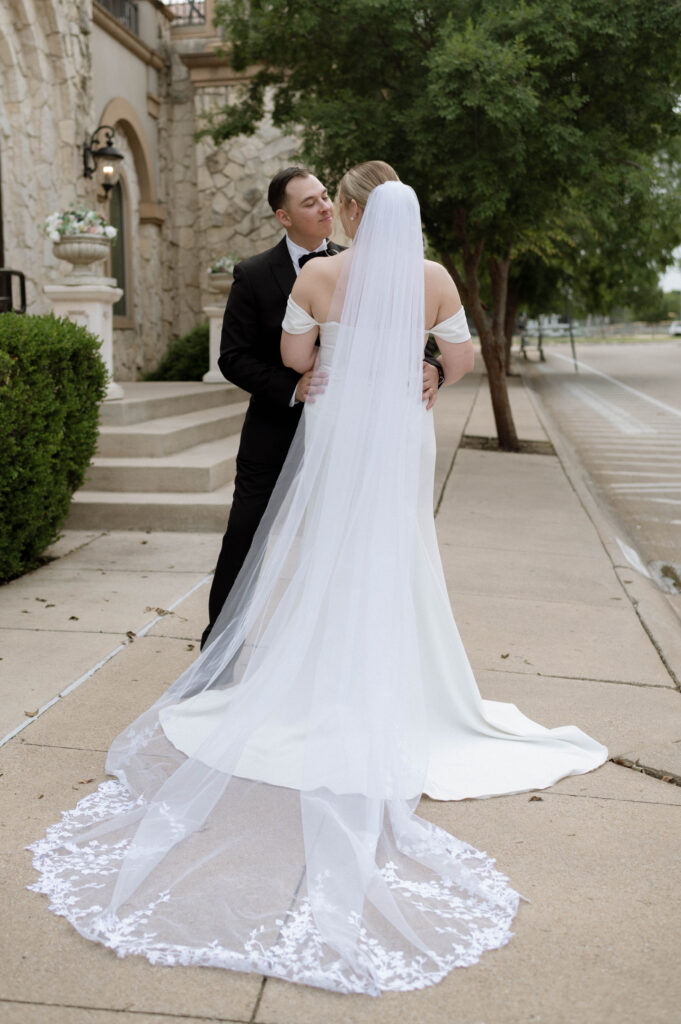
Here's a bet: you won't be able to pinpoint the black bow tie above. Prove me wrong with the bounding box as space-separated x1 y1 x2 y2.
298 249 330 269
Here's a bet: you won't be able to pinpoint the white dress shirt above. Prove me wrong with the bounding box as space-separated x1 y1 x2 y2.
285 236 328 277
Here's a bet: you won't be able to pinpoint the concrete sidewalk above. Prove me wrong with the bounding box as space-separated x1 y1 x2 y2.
1 360 680 1024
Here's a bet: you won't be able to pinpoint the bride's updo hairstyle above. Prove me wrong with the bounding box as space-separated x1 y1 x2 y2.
338 160 400 211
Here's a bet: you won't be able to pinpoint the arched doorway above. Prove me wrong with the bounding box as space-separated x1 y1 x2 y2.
109 178 131 320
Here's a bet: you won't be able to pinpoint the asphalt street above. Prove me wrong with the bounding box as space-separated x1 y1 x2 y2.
524 340 681 617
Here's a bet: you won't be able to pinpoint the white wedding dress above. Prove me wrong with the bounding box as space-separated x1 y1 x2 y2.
28 183 606 995
161 299 606 800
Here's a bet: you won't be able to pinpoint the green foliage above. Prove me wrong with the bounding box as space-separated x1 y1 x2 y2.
0 313 107 582
208 0 681 446
210 0 681 248
626 288 681 323
144 323 209 381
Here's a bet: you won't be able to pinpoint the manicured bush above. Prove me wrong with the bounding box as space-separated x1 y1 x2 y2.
144 322 209 381
0 313 107 582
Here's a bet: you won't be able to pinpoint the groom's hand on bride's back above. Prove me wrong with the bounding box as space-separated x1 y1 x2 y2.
296 368 328 404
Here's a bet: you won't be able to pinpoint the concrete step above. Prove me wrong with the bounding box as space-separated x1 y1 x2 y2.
66 482 235 532
97 401 249 458
100 381 246 427
82 436 241 493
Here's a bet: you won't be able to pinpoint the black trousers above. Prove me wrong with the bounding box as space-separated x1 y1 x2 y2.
201 405 300 649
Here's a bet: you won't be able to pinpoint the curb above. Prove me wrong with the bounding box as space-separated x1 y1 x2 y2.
521 362 681 694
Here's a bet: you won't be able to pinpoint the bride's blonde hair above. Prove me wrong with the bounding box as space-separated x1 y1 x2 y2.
339 160 400 211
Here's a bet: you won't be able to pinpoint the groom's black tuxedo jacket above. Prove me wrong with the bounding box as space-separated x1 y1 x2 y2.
218 236 343 437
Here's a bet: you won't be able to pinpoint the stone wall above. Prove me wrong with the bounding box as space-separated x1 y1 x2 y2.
155 45 203 351
0 0 96 312
194 86 300 292
0 0 311 380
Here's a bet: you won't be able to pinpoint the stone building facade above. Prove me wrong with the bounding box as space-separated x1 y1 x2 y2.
0 0 299 380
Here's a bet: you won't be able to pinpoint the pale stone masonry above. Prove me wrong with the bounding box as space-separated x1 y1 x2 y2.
0 0 299 380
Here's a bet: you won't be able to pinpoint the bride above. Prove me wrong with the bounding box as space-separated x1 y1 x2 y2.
29 161 607 995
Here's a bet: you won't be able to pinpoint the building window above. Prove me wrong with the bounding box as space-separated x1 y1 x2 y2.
109 181 128 317
97 0 139 35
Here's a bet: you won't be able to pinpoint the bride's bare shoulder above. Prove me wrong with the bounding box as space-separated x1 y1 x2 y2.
424 258 451 280
424 259 459 298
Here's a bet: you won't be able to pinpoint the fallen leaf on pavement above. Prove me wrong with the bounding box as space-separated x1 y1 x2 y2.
24 709 39 718
126 630 136 640
529 795 543 802
69 615 79 621
500 652 510 659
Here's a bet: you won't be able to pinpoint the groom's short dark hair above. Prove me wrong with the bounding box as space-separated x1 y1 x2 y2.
268 166 314 213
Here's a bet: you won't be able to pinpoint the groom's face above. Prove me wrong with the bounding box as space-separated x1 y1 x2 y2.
276 175 334 248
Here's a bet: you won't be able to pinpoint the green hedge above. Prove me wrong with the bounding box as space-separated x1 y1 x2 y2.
144 322 209 381
0 313 107 582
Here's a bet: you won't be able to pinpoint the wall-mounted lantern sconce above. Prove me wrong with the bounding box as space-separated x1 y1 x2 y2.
83 125 124 199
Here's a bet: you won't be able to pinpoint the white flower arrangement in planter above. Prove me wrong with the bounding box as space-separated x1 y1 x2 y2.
208 254 239 276
207 254 239 294
42 205 118 279
42 205 118 242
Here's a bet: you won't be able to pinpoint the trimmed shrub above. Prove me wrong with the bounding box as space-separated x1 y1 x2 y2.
144 322 209 381
0 313 107 582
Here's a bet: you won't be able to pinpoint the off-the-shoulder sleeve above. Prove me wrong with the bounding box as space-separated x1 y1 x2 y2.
431 307 471 344
282 296 318 334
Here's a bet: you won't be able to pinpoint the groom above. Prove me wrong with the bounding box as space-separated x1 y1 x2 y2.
201 166 442 648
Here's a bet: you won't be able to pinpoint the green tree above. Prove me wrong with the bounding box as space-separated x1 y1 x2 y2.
505 148 681 360
207 0 681 449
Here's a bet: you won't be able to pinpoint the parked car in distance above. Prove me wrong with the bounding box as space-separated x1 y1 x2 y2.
669 321 681 336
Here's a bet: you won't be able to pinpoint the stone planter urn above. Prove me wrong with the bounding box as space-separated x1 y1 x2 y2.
53 234 111 283
206 271 234 295
46 234 123 400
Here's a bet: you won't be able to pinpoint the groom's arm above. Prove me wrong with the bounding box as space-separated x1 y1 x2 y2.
218 263 301 409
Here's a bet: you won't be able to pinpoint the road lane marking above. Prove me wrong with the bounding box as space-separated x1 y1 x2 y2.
564 382 657 435
550 350 681 419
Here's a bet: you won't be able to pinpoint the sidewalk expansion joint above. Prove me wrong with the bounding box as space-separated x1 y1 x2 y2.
434 372 481 518
610 755 681 788
249 977 267 1024
626 605 681 693
0 999 249 1022
20 740 109 753
482 666 675 690
0 575 212 749
546 791 681 808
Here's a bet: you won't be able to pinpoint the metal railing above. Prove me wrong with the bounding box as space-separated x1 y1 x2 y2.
165 1 207 25
98 0 139 35
0 270 27 314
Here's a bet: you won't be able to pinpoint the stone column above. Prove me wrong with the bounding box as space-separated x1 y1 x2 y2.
44 278 125 400
202 302 227 383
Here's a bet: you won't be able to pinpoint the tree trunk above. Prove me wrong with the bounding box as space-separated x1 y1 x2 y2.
488 254 519 450
442 245 520 453
504 284 520 375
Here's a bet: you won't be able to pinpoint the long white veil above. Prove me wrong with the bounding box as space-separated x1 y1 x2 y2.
29 183 519 994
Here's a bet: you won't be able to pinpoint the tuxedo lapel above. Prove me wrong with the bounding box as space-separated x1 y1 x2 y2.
269 237 296 302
